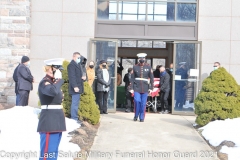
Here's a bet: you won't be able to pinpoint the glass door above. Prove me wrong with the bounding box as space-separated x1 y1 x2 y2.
89 38 118 113
172 41 202 115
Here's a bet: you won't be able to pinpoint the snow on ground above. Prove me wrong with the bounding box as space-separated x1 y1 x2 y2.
0 106 80 160
199 118 240 160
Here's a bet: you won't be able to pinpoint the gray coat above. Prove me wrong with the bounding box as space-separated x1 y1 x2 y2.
96 68 111 92
67 60 84 95
17 64 33 91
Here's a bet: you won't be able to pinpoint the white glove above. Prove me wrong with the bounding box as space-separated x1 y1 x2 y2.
54 69 62 79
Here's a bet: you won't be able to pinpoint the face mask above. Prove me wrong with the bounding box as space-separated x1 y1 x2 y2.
26 61 30 67
102 64 106 68
170 68 173 72
213 67 218 70
76 57 81 64
89 65 94 69
139 59 145 64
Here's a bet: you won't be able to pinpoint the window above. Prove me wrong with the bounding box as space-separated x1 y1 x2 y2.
118 40 166 48
97 0 198 22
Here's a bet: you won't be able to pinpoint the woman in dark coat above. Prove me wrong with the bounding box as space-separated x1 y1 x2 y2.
96 60 111 114
37 58 66 160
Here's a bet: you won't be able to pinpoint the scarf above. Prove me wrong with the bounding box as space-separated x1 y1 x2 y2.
160 71 167 78
102 69 109 92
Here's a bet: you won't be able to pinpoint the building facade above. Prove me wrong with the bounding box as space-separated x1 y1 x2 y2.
0 0 240 111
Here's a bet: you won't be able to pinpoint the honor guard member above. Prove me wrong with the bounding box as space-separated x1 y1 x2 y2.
129 53 154 122
37 58 66 160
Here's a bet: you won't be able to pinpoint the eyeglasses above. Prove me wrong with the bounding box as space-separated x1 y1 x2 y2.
213 66 218 67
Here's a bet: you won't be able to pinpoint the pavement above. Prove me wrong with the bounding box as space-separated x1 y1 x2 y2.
87 111 219 160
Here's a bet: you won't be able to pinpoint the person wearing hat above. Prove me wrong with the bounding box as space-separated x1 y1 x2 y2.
37 58 66 160
129 53 154 122
96 59 111 114
16 56 34 106
67 52 86 123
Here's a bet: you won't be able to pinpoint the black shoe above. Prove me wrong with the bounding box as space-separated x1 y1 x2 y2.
76 120 83 124
125 109 130 113
133 117 137 121
68 130 78 135
140 119 144 122
159 111 164 114
164 110 169 114
103 112 108 114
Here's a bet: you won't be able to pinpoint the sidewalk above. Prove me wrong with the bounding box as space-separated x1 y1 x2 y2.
87 112 219 160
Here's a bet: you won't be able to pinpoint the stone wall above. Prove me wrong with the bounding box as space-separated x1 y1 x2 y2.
0 0 30 109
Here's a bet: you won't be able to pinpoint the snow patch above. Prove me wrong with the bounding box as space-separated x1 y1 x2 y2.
0 106 81 160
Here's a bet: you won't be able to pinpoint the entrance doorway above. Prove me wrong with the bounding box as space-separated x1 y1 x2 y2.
89 39 202 115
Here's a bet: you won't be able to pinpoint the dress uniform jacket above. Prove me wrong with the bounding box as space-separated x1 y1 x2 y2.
130 63 154 93
37 75 66 133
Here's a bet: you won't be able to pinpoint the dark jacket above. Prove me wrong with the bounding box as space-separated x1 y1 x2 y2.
37 75 66 133
17 64 33 91
153 70 160 78
159 71 170 92
79 56 88 82
96 68 111 92
130 63 154 93
166 68 173 90
123 73 131 91
67 60 84 95
13 64 20 94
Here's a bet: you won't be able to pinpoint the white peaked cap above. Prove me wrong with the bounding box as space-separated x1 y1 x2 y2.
44 58 65 66
179 62 186 65
137 53 147 58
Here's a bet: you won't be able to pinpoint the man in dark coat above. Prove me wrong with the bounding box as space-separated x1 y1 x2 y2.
13 63 20 105
129 53 154 122
67 52 86 122
17 56 34 106
159 65 170 114
123 68 133 112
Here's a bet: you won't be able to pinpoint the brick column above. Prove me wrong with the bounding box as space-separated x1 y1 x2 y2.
0 0 30 109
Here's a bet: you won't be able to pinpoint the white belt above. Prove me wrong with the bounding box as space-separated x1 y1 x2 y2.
41 105 63 109
135 78 149 82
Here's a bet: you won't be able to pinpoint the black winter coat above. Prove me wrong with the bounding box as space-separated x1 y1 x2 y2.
13 64 20 94
67 60 84 95
160 71 170 92
17 64 33 91
96 68 111 92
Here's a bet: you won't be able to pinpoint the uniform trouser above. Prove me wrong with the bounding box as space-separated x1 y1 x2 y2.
160 90 169 111
71 94 81 121
97 91 109 113
39 132 62 160
134 92 148 120
18 90 29 106
175 89 186 110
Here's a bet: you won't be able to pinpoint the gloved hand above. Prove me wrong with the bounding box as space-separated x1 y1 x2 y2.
54 69 62 79
104 84 109 88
